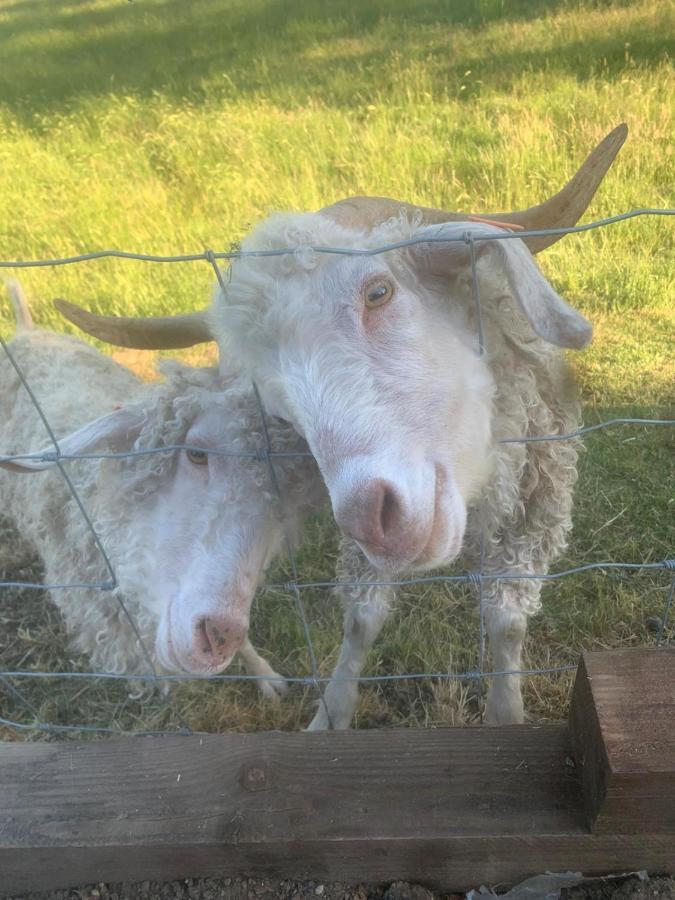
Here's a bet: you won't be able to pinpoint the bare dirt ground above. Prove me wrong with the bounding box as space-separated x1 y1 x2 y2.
6 874 675 900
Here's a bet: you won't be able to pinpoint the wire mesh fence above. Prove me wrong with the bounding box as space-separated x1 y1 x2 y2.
0 208 673 738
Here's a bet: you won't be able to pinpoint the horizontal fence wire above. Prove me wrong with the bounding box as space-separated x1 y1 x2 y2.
2 559 674 594
0 209 672 269
0 208 673 736
2 417 673 468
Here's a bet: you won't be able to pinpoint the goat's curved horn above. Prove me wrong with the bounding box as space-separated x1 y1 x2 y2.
321 124 628 253
54 299 213 350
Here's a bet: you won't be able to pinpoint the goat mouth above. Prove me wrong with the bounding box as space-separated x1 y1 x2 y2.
156 596 180 672
159 597 225 676
416 463 465 569
167 641 235 676
395 463 461 571
163 594 245 675
418 464 451 563
177 657 232 677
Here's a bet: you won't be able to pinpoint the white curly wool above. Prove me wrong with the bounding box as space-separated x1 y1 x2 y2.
0 294 325 700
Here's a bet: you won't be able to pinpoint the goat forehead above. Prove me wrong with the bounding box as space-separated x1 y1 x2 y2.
185 398 269 444
161 469 278 547
221 213 479 394
246 209 417 254
186 406 242 441
265 270 454 381
231 211 415 307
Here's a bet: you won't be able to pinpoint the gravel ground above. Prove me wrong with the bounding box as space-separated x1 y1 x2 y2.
6 874 674 900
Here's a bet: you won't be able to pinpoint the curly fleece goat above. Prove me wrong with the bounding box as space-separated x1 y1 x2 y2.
0 283 325 699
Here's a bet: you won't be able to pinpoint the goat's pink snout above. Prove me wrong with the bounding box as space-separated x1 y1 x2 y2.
335 478 427 568
333 465 467 572
156 596 251 675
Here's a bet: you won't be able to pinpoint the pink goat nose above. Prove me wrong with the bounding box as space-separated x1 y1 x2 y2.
195 616 246 666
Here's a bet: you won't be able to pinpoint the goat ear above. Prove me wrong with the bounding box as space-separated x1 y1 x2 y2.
0 408 144 474
412 223 593 350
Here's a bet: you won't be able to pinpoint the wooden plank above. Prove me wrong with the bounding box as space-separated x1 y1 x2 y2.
2 648 674 894
0 725 582 843
3 835 675 896
569 653 611 826
0 723 583 894
569 646 675 833
2 722 673 894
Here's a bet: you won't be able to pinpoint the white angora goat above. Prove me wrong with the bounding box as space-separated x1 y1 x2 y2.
55 125 627 727
0 282 325 698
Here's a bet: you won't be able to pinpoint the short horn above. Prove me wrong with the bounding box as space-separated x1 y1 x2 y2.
322 124 628 254
54 299 213 350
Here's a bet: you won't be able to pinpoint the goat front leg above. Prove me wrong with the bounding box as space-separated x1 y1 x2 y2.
307 538 394 731
306 584 392 730
238 638 288 704
483 598 528 725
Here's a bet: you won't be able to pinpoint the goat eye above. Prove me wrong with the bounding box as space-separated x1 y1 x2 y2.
364 279 394 309
186 448 209 466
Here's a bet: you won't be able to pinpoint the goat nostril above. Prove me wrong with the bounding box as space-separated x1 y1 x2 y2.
342 480 406 549
197 618 212 656
379 485 400 538
197 617 225 657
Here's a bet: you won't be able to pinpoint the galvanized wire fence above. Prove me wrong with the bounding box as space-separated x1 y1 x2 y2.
0 208 673 737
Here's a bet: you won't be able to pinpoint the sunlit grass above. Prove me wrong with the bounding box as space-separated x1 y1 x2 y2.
0 0 672 739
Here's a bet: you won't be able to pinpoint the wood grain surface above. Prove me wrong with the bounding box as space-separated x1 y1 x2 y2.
2 648 674 895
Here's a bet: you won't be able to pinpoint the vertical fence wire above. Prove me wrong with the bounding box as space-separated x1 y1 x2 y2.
466 230 488 714
205 252 333 727
659 563 675 644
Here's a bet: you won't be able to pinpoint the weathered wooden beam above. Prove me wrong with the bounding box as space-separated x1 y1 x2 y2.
569 646 675 833
1 648 674 896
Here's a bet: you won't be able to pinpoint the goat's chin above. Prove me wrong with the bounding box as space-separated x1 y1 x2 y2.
415 527 465 572
357 520 465 574
155 639 234 676
154 637 185 675
177 657 234 677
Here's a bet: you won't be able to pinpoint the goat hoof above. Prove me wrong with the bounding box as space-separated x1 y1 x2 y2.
305 702 354 731
484 706 525 726
257 673 289 704
305 710 329 732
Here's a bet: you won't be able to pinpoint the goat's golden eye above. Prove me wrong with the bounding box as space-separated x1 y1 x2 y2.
364 279 394 309
186 448 209 466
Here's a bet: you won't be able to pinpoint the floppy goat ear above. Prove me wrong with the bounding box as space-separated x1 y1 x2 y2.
0 407 145 473
411 222 593 350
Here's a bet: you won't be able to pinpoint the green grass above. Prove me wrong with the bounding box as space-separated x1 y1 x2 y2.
0 0 673 396
0 0 673 738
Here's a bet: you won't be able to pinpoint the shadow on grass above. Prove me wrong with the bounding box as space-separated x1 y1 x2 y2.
0 0 668 121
